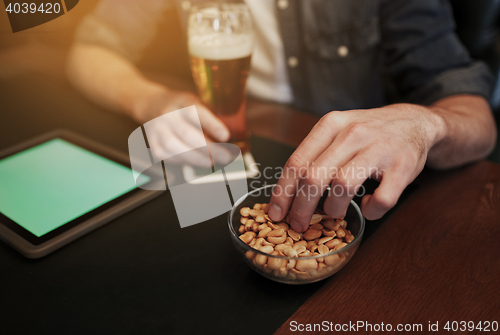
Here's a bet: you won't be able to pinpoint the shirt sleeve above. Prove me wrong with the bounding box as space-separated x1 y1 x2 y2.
380 0 493 105
74 0 171 62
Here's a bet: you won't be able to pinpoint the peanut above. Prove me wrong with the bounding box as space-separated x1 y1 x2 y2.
290 268 308 275
259 245 274 254
288 229 302 241
323 219 340 231
338 219 347 228
241 217 248 224
294 246 307 254
255 215 267 223
238 225 246 234
267 253 286 270
261 203 269 213
245 250 255 260
274 267 287 277
258 226 272 238
318 236 333 244
298 250 311 257
345 233 354 243
267 228 284 237
296 259 318 272
277 222 290 231
253 203 262 210
334 242 348 251
309 213 322 225
336 227 346 238
245 220 254 232
268 231 287 244
293 240 308 249
239 232 256 244
283 246 298 258
325 238 343 249
303 228 322 240
257 223 268 231
240 207 251 217
324 253 340 266
253 238 264 249
284 237 294 246
261 239 275 247
267 221 280 230
254 254 267 266
250 209 265 217
251 222 260 233
274 244 287 253
322 228 336 237
309 223 324 230
318 244 329 255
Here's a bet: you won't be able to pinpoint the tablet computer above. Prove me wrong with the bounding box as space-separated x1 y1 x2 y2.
0 130 164 259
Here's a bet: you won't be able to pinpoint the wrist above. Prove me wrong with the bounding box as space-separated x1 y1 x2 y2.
426 105 448 148
125 80 170 123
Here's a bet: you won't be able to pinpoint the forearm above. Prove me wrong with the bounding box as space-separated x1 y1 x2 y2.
66 43 167 121
426 95 497 169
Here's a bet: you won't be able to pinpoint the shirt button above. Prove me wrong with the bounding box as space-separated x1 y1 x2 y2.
287 56 299 68
181 0 191 11
277 0 289 10
337 45 349 58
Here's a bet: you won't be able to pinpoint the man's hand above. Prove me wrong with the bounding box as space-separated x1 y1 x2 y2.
67 44 232 167
268 103 447 232
269 95 497 233
133 88 231 167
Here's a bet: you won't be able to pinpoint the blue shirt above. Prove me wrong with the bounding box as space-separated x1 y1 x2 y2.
75 0 493 115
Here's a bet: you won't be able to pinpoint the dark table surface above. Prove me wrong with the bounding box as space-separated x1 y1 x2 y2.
0 72 329 334
1 72 499 335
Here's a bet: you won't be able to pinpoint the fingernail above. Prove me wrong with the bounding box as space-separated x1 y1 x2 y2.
268 202 281 221
221 151 232 164
217 129 230 142
290 219 303 233
211 148 232 165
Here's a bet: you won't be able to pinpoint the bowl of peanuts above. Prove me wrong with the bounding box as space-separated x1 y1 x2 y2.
228 184 365 284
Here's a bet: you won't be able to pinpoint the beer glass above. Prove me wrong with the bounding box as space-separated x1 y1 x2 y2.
188 2 254 152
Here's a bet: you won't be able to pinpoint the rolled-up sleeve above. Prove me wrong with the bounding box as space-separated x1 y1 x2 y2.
380 0 493 105
75 0 170 62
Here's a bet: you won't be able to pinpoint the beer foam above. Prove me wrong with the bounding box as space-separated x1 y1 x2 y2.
189 33 253 60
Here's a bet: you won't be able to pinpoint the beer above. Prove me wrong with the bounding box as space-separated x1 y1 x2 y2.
188 4 254 152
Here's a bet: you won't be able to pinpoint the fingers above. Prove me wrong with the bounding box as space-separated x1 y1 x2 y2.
148 128 213 168
323 153 376 219
285 141 362 232
268 113 346 222
360 170 407 220
192 104 231 143
165 111 208 150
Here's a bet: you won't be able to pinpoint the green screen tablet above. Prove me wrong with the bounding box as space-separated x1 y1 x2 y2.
0 132 161 257
0 138 148 237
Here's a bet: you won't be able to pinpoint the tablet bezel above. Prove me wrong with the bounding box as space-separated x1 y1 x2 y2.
0 130 164 258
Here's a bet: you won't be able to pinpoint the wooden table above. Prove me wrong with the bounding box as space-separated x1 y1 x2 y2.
246 102 500 334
